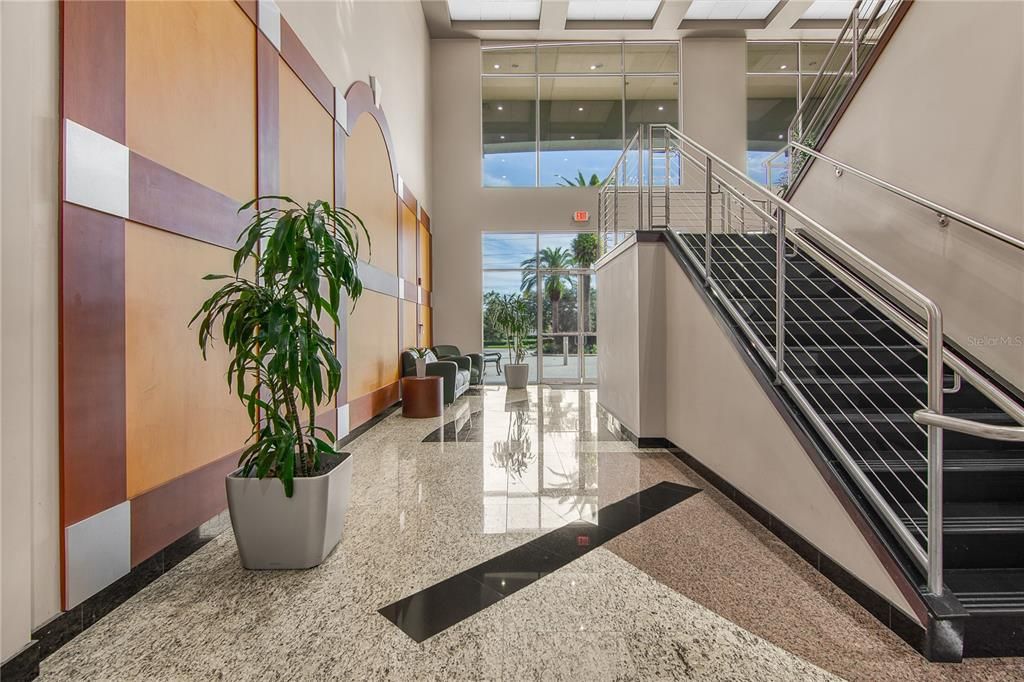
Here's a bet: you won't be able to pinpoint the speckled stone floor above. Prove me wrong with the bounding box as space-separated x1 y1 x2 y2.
39 387 1024 680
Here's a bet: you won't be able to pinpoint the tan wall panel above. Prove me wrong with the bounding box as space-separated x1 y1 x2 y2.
418 225 431 291
279 60 334 207
347 289 399 398
402 300 417 351
401 204 417 283
346 114 398 275
126 0 256 202
420 305 432 347
125 222 253 497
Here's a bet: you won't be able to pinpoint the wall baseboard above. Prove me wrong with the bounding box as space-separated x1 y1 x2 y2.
652 440 929 656
17 403 401 678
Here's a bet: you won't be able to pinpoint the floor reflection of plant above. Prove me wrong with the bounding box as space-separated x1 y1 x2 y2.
543 449 599 519
491 401 535 477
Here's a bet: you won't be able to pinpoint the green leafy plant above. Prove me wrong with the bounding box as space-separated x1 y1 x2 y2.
571 232 599 334
521 247 574 334
191 196 369 497
558 171 602 187
410 346 430 358
484 293 532 365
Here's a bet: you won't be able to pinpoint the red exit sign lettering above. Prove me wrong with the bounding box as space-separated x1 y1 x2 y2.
574 210 590 222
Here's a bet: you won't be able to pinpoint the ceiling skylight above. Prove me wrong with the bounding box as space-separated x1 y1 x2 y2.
683 0 781 21
447 0 542 22
800 0 896 21
566 0 663 21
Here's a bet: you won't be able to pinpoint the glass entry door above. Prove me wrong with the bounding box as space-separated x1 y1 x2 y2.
537 269 596 384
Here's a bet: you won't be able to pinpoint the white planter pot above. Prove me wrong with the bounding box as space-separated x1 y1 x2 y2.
415 357 426 378
225 452 352 569
504 363 530 389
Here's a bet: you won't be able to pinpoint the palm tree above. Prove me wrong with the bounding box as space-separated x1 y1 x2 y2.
521 247 574 334
570 233 599 336
558 171 602 187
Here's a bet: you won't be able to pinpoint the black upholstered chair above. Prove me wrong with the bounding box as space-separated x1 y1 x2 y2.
432 345 484 385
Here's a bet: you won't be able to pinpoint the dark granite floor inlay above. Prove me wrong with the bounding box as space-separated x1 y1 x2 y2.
378 481 701 642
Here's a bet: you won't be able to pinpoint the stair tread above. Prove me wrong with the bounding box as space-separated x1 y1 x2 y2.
859 450 1024 472
947 569 1024 613
904 502 1024 534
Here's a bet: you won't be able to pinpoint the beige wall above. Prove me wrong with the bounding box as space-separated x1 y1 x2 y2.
279 0 432 206
791 0 1024 390
430 37 748 353
1 0 61 662
597 239 918 621
595 241 641 431
681 38 747 169
430 38 599 353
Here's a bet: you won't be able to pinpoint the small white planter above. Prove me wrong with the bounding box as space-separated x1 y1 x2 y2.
415 357 427 378
225 453 352 569
504 363 530 389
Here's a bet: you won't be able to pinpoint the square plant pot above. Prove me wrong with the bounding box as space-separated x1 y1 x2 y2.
226 452 352 569
504 363 530 389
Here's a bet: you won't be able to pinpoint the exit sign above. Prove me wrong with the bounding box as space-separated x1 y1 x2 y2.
574 210 590 222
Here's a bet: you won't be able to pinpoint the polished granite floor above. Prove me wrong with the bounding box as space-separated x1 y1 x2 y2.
40 387 1024 680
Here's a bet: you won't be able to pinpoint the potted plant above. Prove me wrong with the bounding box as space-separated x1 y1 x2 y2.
485 293 531 389
191 195 369 570
410 347 430 377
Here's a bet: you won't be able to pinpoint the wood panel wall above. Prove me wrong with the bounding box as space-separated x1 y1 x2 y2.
58 0 432 608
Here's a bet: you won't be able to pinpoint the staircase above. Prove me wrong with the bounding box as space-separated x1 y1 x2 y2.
597 116 1024 658
679 230 1024 656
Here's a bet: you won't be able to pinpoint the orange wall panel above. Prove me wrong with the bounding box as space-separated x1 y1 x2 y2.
126 0 256 202
402 300 417 352
420 305 433 347
418 225 431 291
347 289 399 398
401 204 417 283
124 222 253 497
279 60 334 207
345 114 398 276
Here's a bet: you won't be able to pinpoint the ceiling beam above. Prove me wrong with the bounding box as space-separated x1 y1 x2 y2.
767 0 813 30
653 0 691 33
539 0 569 32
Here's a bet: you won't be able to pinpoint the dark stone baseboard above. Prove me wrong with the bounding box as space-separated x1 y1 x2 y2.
656 441 935 659
1 641 40 681
16 403 401 679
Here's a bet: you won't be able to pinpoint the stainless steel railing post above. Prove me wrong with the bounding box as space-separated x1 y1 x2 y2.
852 0 861 77
704 155 713 281
664 136 671 227
926 304 945 595
775 209 787 377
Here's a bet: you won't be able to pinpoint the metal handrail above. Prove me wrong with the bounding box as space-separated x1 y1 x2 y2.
788 142 1024 252
597 129 643 255
647 122 1024 599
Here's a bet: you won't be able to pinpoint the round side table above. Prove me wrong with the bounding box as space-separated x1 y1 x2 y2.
401 376 443 418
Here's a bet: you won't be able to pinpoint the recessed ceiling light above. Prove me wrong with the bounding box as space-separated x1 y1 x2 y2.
657 105 664 111
563 157 568 161
501 159 506 162
778 134 784 139
493 64 500 69
497 105 504 110
570 135 575 140
589 64 597 70
780 65 788 70
578 106 584 111
502 175 507 179
500 135 505 139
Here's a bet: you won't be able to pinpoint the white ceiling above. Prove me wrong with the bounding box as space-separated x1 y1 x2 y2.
447 0 543 21
427 1 850 40
800 0 895 20
565 0 663 21
683 1 781 21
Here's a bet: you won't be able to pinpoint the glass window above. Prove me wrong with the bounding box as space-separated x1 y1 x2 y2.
482 47 536 74
481 42 680 187
537 44 622 74
746 74 798 184
799 41 851 74
539 76 622 187
624 43 679 73
746 42 798 73
482 77 537 187
482 233 538 269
